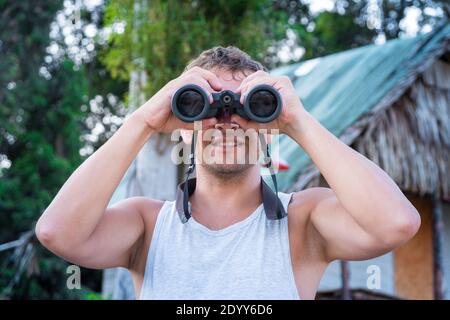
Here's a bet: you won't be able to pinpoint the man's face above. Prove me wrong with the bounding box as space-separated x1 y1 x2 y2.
181 68 260 177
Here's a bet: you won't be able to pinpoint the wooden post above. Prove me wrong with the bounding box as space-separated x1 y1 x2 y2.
340 260 352 300
431 194 445 300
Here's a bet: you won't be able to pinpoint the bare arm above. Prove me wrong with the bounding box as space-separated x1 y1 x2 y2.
35 114 155 268
287 110 421 261
36 66 223 269
233 71 420 262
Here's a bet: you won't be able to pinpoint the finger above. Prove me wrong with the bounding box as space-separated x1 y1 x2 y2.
236 70 268 90
179 116 217 132
239 77 276 104
187 66 223 92
201 117 218 128
175 118 194 130
240 77 275 93
236 70 268 93
189 78 215 104
240 74 290 94
173 81 213 104
175 116 216 131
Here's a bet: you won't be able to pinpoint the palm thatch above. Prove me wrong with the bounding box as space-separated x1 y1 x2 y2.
288 49 450 198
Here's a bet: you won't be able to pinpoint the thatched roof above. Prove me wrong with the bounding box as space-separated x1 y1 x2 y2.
273 24 450 198
354 60 450 197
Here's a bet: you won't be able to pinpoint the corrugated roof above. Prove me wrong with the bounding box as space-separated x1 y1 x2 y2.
271 24 450 191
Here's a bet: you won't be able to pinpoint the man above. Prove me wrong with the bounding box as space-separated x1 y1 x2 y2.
36 46 420 300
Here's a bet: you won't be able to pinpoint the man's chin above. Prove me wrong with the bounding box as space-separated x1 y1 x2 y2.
202 163 254 177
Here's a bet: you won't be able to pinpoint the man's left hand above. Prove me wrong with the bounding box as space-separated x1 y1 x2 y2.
232 70 305 136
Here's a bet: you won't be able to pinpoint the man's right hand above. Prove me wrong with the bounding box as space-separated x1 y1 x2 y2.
35 67 223 275
136 66 223 132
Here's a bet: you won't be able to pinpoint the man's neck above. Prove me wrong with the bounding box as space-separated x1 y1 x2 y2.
190 166 262 230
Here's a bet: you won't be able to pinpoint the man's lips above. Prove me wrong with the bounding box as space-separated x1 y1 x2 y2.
211 141 245 148
210 137 245 147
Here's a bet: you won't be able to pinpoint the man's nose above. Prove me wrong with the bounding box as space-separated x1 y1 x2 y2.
214 120 239 131
215 108 239 130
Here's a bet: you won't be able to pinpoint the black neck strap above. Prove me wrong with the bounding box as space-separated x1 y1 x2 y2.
177 130 286 223
182 130 197 222
258 133 285 219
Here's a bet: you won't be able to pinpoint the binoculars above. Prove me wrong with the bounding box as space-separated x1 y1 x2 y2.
171 84 282 123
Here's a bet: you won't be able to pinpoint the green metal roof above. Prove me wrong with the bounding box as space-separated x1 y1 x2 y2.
271 24 450 191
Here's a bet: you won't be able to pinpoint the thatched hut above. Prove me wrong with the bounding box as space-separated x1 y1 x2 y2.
273 23 450 299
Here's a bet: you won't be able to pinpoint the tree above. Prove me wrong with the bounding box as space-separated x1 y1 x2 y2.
299 11 378 59
102 0 288 95
274 0 449 62
0 0 124 299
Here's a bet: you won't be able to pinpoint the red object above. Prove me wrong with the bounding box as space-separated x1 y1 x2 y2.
262 159 290 171
276 160 290 171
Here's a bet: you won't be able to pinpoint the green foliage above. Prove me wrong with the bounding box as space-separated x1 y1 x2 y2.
276 0 448 61
102 0 288 95
300 11 377 59
0 0 102 299
84 291 109 300
1 61 86 232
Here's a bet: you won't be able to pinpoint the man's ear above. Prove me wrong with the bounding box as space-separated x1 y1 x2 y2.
180 129 194 144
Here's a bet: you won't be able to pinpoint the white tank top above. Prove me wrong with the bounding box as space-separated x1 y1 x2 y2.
139 192 300 300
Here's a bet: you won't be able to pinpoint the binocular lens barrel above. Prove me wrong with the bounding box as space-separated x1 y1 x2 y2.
171 84 282 123
248 90 278 118
176 90 205 118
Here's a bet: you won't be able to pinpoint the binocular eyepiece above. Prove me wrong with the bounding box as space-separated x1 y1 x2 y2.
171 84 282 123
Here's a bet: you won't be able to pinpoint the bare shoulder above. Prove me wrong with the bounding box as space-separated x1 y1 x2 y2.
288 187 334 221
287 187 334 261
286 188 334 298
125 196 165 228
109 196 164 225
